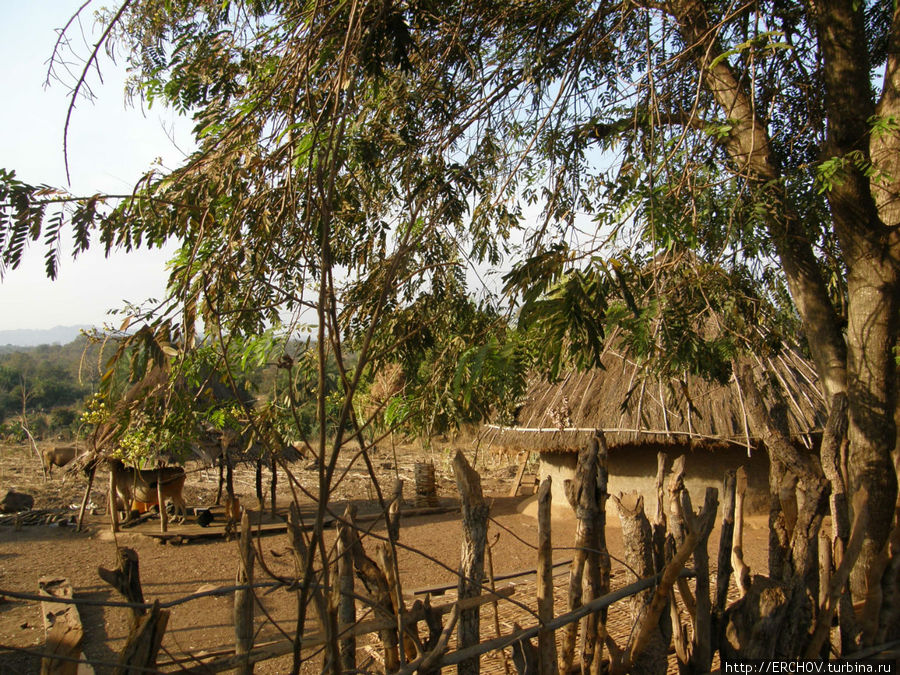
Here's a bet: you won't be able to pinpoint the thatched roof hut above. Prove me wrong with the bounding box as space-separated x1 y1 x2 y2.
486 346 826 512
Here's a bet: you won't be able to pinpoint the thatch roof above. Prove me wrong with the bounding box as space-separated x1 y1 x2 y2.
485 347 826 453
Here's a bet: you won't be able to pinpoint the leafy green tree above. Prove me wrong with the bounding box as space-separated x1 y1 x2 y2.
489 0 900 627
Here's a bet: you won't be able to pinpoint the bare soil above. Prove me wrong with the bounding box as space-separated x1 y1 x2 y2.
0 440 770 674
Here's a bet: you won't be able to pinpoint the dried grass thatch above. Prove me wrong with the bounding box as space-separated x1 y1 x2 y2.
485 347 826 453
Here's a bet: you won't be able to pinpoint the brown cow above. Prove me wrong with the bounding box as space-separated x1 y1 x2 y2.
109 459 188 522
43 446 78 476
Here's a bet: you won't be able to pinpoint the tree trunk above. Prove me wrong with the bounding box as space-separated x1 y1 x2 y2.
844 272 899 613
809 0 900 624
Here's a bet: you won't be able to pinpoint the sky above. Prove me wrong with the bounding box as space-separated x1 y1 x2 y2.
0 3 192 331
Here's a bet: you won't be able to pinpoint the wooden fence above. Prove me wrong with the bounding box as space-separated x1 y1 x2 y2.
2 430 896 673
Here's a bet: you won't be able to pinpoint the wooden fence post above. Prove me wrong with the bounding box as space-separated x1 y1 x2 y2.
453 450 489 675
38 577 84 675
336 507 356 674
270 455 278 518
536 477 558 675
77 462 96 532
560 432 608 675
116 601 169 674
157 467 168 534
732 466 751 597
235 510 255 675
98 547 170 673
714 470 737 645
614 493 666 675
109 466 120 533
98 547 145 632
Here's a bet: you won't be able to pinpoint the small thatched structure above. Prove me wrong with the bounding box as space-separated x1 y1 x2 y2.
486 347 826 512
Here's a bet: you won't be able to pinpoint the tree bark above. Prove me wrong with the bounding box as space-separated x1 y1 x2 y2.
809 0 900 617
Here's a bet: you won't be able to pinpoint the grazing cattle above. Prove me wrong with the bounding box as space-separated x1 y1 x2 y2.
109 459 188 522
43 446 78 476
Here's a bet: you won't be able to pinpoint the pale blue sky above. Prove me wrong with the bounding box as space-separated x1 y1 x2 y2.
0 2 191 331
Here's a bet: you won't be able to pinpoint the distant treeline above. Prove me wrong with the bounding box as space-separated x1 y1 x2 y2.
0 337 104 440
0 335 310 442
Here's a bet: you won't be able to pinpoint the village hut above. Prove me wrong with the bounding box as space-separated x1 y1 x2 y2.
485 346 826 513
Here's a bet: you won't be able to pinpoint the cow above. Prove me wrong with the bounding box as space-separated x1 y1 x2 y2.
43 446 78 476
109 459 188 523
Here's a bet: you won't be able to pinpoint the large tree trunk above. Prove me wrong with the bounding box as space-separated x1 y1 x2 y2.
811 0 900 613
664 0 848 405
666 0 900 635
843 269 900 607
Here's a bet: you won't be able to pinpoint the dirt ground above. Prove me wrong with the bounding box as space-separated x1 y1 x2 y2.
0 440 770 674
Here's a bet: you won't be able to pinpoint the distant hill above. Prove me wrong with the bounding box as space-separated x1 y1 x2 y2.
0 325 92 349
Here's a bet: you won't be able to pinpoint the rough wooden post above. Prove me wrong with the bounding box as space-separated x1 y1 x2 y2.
536 477 558 675
38 577 84 675
453 450 489 675
116 600 169 674
109 466 120 533
558 433 609 675
687 488 718 673
216 455 225 505
614 488 718 675
485 535 512 675
77 462 96 532
345 506 400 672
157 467 168 534
614 493 666 675
714 470 737 638
805 489 869 657
235 510 255 675
652 453 668 573
336 507 356 674
269 455 278 518
255 459 264 510
591 432 611 675
98 547 145 632
732 466 751 596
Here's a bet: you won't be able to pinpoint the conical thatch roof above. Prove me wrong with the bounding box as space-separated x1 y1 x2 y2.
485 347 826 453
